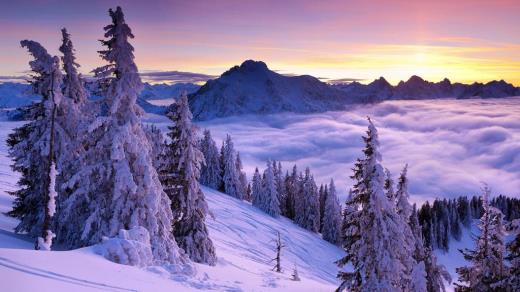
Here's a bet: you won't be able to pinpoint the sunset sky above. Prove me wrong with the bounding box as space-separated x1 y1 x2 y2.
1 0 519 85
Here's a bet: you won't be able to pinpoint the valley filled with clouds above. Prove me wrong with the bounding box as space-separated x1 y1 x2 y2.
180 97 520 204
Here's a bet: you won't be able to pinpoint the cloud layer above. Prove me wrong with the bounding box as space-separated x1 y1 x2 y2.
148 97 520 204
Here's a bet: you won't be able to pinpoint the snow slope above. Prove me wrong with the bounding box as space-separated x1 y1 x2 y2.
0 121 344 291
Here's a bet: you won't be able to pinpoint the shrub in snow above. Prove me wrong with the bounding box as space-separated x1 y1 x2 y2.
95 227 154 267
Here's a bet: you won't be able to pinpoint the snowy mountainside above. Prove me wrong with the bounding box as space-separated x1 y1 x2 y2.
0 82 40 109
0 120 343 291
188 60 354 121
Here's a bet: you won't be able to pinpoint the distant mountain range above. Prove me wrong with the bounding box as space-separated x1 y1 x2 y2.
187 60 520 120
1 60 519 120
334 75 520 102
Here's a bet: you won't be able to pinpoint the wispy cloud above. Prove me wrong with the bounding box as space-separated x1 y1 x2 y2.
139 70 216 84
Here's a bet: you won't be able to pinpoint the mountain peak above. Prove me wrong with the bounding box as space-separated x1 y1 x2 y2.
239 60 269 72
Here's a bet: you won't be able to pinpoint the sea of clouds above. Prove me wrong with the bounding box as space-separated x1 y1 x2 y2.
148 97 520 204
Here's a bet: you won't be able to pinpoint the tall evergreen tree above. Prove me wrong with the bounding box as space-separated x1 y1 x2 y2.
283 165 299 219
384 168 396 203
199 129 222 190
322 179 341 245
495 219 520 290
8 40 67 251
336 118 416 291
294 168 320 232
58 7 189 267
235 152 248 199
222 135 242 199
395 164 412 222
59 28 87 104
456 185 507 291
160 92 216 265
251 167 263 208
260 160 280 217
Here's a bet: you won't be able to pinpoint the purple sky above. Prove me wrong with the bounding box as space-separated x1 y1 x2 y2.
1 0 519 85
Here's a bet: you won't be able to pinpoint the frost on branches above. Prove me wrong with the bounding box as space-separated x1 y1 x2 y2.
221 135 243 199
58 6 191 271
199 129 222 190
456 185 507 291
321 179 341 245
336 118 419 292
8 40 67 252
160 92 216 265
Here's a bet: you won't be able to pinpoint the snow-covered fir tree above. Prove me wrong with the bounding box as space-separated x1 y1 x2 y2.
336 118 416 292
274 161 287 216
59 28 87 104
283 165 299 219
159 92 216 265
199 129 222 189
236 152 248 199
294 168 320 232
221 135 243 199
8 40 67 250
251 167 263 208
395 164 413 222
144 124 165 170
384 168 396 203
57 7 190 268
456 185 507 291
321 179 341 245
495 219 520 290
259 160 280 217
319 183 327 232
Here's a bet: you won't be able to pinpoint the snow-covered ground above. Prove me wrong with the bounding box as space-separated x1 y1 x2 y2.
0 121 344 291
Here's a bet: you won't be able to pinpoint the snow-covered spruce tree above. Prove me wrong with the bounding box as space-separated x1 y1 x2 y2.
274 161 287 216
283 165 299 219
199 129 222 190
59 7 190 269
144 124 165 170
495 219 520 290
159 92 216 265
319 184 327 232
291 264 301 281
251 167 263 208
236 152 248 199
384 168 396 203
295 168 320 232
411 202 451 290
455 185 507 291
59 28 87 104
222 134 243 199
395 164 413 222
245 182 252 202
260 160 280 217
322 179 342 245
336 118 416 292
8 40 68 251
